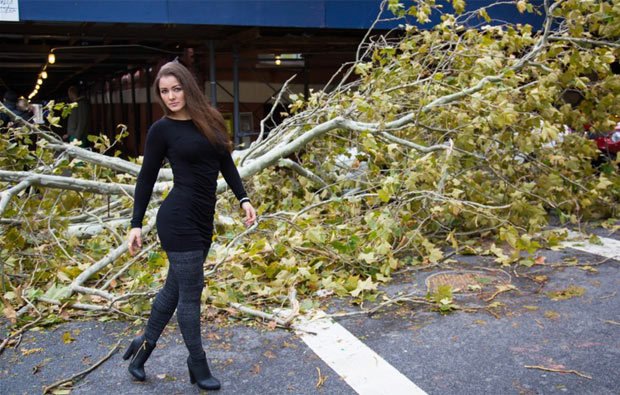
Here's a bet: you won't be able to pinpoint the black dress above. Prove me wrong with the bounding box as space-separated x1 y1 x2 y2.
131 117 247 252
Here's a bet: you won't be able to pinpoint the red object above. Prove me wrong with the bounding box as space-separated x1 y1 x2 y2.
594 128 620 155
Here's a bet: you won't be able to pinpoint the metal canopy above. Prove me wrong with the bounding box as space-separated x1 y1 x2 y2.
0 21 371 98
0 1 544 99
0 0 396 98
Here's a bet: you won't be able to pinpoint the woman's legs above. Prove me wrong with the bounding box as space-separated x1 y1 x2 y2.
144 262 179 345
130 246 215 385
167 249 208 360
125 264 177 380
143 246 211 356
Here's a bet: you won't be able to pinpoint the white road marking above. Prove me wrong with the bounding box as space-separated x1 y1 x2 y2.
295 313 428 395
564 231 620 260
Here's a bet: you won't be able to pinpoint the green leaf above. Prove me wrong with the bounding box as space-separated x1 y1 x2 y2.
43 284 71 301
452 0 465 14
350 277 377 297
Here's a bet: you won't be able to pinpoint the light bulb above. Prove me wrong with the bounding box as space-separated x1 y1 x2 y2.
41 71 48 79
48 53 55 64
37 78 43 85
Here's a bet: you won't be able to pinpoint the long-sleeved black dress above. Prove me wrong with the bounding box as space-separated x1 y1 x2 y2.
131 117 247 252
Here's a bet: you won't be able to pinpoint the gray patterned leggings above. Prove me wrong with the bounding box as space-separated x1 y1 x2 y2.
144 247 209 361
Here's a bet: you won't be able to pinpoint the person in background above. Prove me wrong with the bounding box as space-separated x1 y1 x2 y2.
16 96 34 122
0 90 27 129
63 85 91 146
124 60 256 391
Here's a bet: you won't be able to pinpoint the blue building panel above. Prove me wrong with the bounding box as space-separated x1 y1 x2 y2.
18 0 170 24
15 0 404 28
16 0 543 29
166 1 326 28
325 1 392 30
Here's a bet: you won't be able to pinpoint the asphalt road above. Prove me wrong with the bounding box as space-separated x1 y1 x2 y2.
1 227 618 395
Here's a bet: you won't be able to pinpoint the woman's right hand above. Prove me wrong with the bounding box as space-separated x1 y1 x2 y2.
127 227 142 256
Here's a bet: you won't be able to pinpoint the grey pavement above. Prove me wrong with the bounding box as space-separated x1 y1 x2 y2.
1 228 619 395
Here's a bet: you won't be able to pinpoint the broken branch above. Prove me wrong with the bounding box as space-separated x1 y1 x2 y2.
524 365 592 380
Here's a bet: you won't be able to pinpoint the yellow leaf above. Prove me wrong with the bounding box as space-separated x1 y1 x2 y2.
307 228 325 244
46 115 61 127
596 176 612 190
2 305 17 325
358 252 376 264
534 275 548 283
62 331 75 344
517 0 527 13
377 188 391 203
350 277 377 297
479 9 491 22
21 347 43 356
453 0 465 14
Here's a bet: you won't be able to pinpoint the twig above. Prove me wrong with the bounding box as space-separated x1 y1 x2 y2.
524 365 592 380
281 287 300 325
70 284 115 301
549 36 620 49
599 292 616 300
0 316 43 355
108 290 158 309
205 221 259 276
483 285 516 302
42 338 122 394
393 250 458 274
0 178 34 216
315 367 328 388
255 75 297 145
101 242 157 290
599 319 620 326
228 302 294 327
549 254 619 268
325 292 433 319
278 158 328 188
47 195 83 267
214 289 300 328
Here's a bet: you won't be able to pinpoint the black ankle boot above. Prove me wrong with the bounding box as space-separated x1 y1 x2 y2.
122 335 156 381
187 355 221 390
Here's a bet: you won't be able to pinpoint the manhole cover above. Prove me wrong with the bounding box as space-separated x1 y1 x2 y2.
425 269 510 293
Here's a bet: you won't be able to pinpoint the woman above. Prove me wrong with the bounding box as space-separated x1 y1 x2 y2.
124 60 256 391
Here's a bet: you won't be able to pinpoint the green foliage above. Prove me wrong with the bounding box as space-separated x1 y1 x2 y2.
427 285 457 313
546 284 586 301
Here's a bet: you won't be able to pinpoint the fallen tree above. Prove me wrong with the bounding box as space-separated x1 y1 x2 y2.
1 0 619 326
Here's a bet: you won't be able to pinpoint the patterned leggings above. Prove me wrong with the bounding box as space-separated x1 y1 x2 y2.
144 246 209 361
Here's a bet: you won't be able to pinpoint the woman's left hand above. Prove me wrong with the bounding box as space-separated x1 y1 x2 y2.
241 201 257 227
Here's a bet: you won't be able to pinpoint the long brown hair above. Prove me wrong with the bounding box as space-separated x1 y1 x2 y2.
154 60 231 152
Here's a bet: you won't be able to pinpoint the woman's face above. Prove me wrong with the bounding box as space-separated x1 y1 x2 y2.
159 75 187 116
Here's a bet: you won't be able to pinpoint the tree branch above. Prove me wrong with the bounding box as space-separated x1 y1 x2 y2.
70 217 156 289
278 158 328 188
0 178 34 216
549 36 620 49
44 143 173 180
0 170 135 195
42 339 123 394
